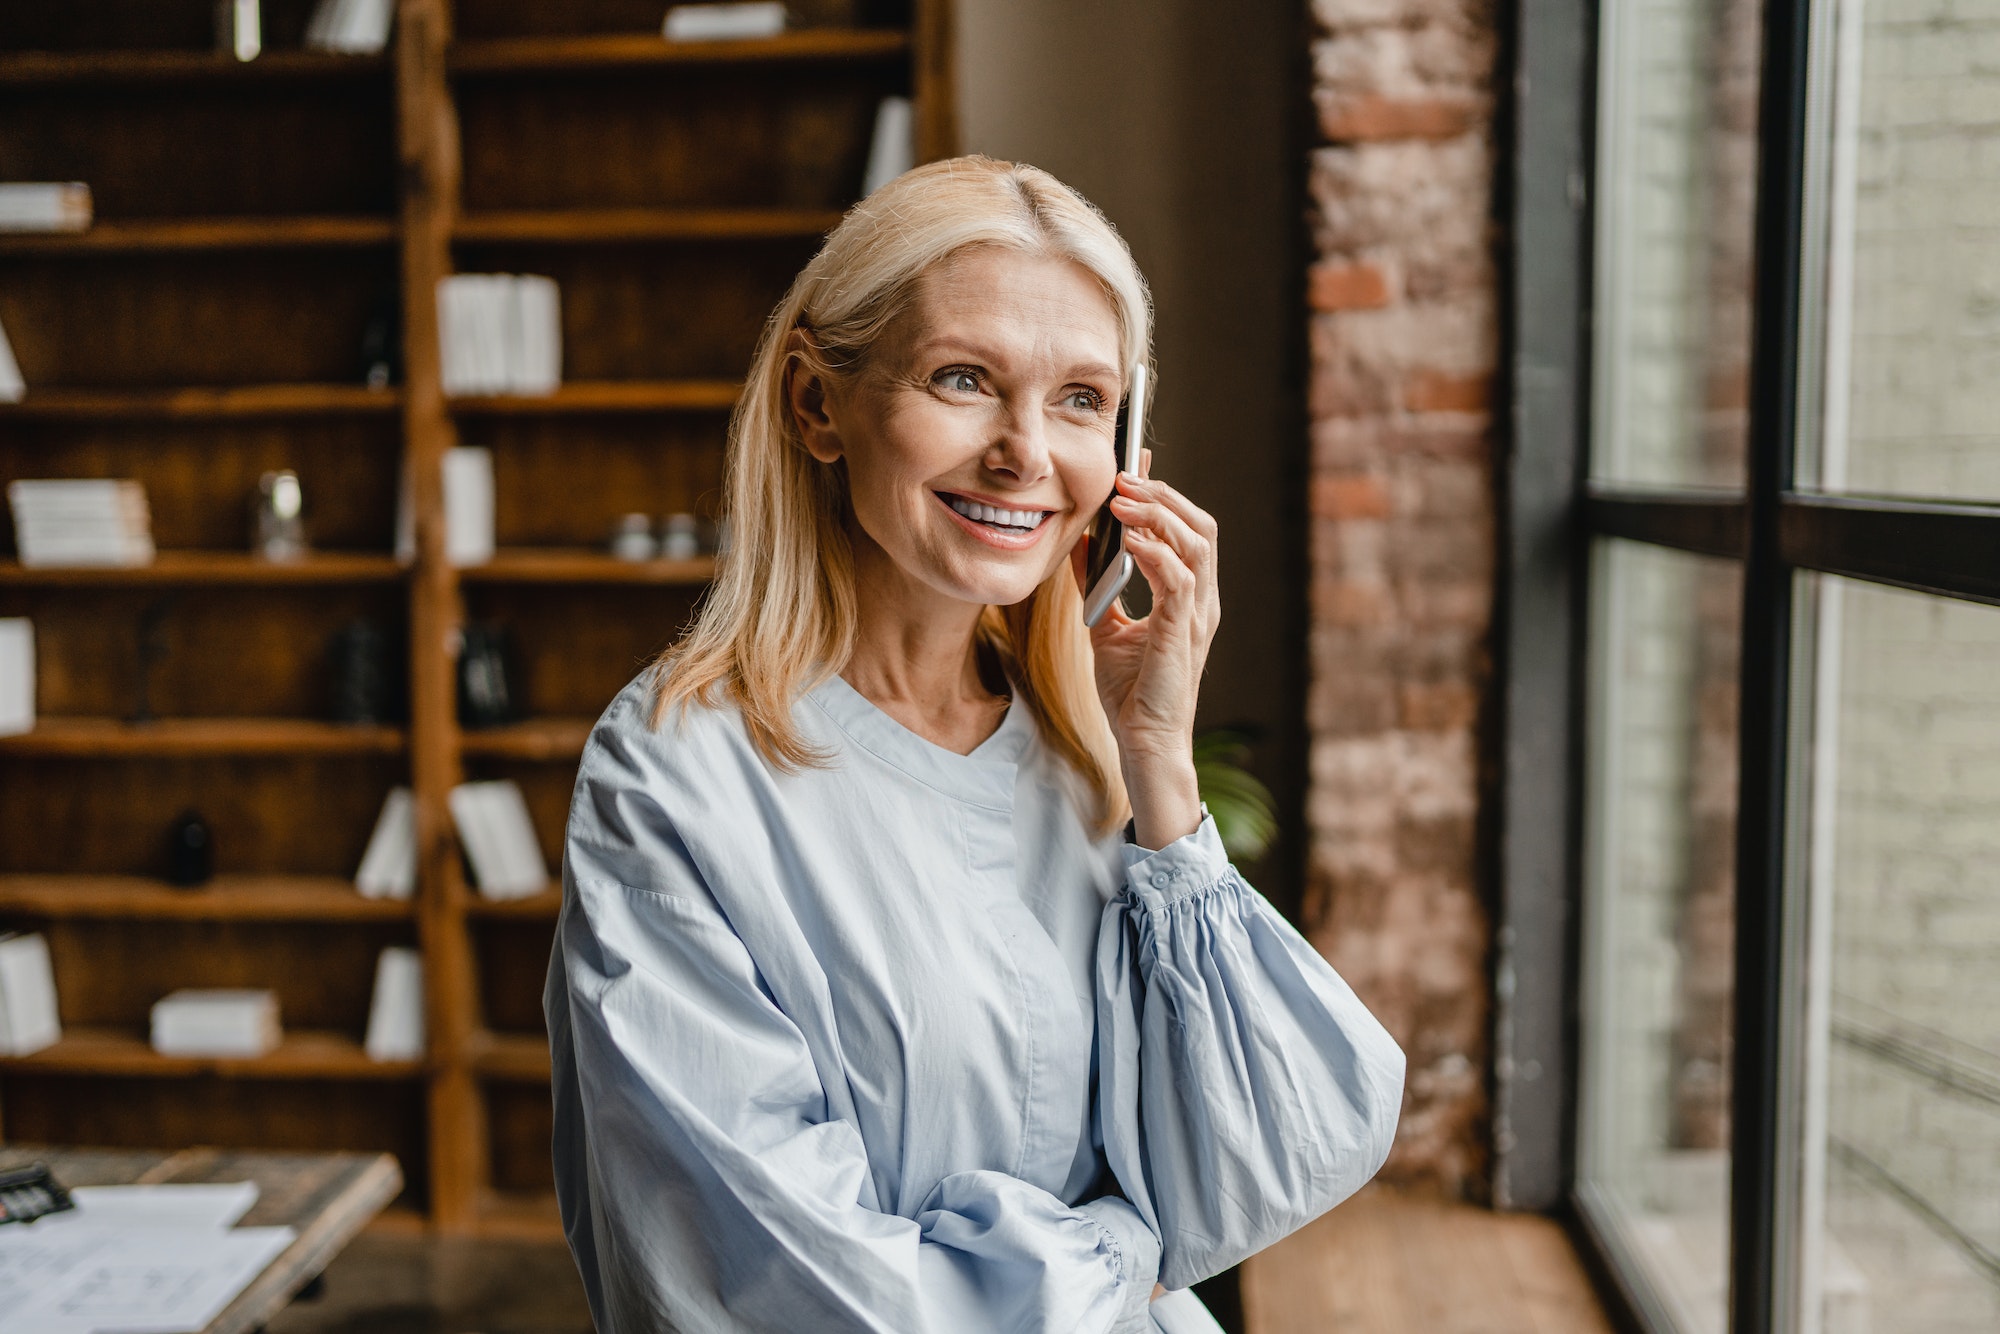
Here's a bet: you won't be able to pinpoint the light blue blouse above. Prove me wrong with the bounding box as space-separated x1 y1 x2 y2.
545 669 1405 1334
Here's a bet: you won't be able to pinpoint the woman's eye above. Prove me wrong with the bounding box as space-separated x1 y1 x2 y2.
935 369 980 394
1064 389 1105 412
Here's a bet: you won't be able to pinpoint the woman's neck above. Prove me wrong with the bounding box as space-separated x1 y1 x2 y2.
841 536 1010 756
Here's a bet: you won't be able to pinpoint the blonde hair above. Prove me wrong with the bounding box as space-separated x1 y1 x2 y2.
651 155 1150 831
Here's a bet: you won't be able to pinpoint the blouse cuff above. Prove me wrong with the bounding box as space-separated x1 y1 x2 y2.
1073 1196 1161 1334
1120 808 1232 911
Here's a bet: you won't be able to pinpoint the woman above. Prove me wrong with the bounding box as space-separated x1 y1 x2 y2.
545 156 1404 1334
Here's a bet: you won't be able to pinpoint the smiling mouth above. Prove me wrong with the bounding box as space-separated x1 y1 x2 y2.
937 492 1053 535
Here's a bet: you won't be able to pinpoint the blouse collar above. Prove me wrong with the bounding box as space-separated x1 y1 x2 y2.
807 671 1032 812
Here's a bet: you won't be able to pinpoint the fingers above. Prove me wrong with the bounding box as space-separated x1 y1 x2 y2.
1117 471 1218 545
1111 490 1211 578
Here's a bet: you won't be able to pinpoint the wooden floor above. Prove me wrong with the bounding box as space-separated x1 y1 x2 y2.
1241 1186 1615 1334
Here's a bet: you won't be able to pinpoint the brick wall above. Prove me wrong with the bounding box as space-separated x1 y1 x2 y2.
1301 0 1499 1197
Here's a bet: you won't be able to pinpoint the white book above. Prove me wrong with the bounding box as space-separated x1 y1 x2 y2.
449 780 548 900
363 946 425 1061
441 446 495 566
0 182 93 233
509 274 562 395
9 478 154 569
0 313 24 402
150 989 281 1058
0 932 60 1056
862 96 915 197
306 0 393 53
355 786 417 899
663 2 787 42
0 619 34 738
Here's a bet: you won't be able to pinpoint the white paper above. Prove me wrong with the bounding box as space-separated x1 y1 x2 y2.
0 1221 294 1334
68 1183 258 1232
0 620 32 738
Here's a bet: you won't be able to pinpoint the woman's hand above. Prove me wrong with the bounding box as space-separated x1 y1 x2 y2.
1083 464 1221 849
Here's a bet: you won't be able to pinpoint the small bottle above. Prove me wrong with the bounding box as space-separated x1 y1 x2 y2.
253 470 309 562
661 512 700 561
609 513 657 562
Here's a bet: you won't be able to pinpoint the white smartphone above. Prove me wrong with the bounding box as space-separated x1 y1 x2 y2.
1081 363 1148 628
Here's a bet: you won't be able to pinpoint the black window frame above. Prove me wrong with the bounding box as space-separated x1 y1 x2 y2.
1497 0 2000 1329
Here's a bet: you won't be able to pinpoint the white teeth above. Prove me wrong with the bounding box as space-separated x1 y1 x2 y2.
946 495 1049 531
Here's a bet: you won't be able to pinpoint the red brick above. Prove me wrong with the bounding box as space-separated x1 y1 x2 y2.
1318 91 1485 143
1308 259 1395 310
1403 368 1493 412
1398 681 1481 730
1311 471 1393 519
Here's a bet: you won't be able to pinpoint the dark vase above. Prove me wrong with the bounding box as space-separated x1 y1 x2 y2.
166 811 214 887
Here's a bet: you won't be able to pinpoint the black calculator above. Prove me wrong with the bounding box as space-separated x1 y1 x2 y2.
0 1163 74 1224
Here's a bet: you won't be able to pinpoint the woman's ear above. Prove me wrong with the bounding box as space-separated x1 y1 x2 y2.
784 331 843 465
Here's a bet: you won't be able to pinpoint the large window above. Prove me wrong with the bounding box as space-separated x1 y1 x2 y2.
1507 0 2000 1330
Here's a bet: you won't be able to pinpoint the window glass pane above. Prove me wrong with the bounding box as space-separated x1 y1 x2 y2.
1590 0 1761 490
1794 579 2000 1332
1801 0 2000 501
1578 539 1744 1332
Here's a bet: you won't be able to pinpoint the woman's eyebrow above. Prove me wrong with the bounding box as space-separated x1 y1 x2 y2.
914 339 1120 386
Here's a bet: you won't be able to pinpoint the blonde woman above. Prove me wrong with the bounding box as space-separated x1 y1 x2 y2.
545 156 1404 1334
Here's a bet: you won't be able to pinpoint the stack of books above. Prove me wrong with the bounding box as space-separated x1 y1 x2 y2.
449 780 549 900
437 274 561 397
0 182 92 234
0 314 22 402
149 989 281 1059
363 946 424 1061
6 479 155 568
663 2 786 41
354 787 417 900
0 619 31 738
304 0 393 53
0 932 61 1056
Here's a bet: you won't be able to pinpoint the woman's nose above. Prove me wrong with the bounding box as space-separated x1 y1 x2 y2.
984 404 1055 483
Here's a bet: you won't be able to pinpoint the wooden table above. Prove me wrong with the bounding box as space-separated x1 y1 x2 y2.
0 1144 403 1334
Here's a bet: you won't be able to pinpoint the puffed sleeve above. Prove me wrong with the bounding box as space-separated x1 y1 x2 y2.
547 786 1162 1334
1093 810 1406 1290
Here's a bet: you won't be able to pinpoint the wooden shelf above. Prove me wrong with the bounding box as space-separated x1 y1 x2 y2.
459 549 715 585
461 717 592 761
0 383 402 419
0 874 412 921
0 1027 421 1080
447 379 740 414
453 207 842 245
476 1189 565 1240
464 888 562 919
0 49 390 86
0 717 406 758
468 1030 551 1082
0 551 405 586
449 29 910 75
0 215 397 255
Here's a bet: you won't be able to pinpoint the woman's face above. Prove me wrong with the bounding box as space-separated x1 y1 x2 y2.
796 246 1125 611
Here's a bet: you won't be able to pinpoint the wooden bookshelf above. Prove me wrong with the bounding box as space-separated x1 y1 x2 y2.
446 378 739 414
0 384 402 419
0 873 413 921
0 552 405 585
0 0 953 1235
0 216 398 255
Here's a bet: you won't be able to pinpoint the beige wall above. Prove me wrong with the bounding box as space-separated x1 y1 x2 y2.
955 0 1309 894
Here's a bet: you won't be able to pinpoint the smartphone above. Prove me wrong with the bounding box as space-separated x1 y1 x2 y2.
1081 363 1148 627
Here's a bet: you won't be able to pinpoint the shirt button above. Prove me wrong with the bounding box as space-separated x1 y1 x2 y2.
1151 872 1172 888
